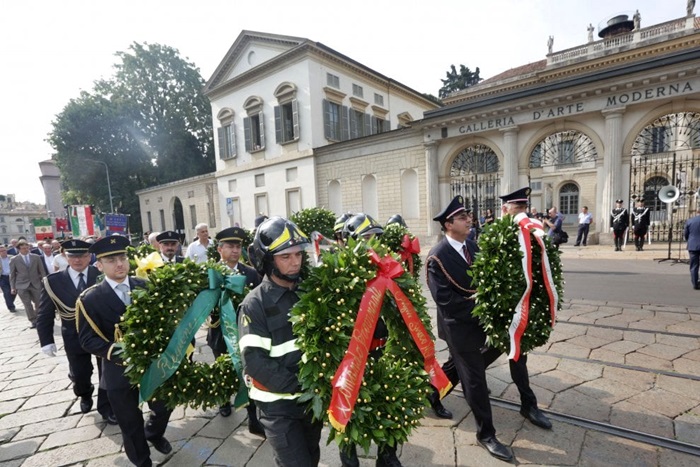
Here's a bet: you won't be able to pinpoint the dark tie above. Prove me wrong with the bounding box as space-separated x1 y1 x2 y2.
462 244 472 266
77 272 87 292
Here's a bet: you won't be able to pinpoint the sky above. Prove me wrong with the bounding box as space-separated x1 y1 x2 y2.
0 0 681 205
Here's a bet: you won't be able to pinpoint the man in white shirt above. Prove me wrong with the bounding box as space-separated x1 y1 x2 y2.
185 223 213 264
40 242 54 274
575 206 593 247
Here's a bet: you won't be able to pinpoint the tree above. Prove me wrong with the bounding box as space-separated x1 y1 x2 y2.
438 64 483 99
48 42 215 231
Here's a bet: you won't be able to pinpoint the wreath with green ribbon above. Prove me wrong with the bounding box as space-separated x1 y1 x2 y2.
291 239 449 453
120 260 249 410
469 216 564 355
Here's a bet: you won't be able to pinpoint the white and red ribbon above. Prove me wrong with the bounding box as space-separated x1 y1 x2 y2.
311 231 337 265
507 213 558 361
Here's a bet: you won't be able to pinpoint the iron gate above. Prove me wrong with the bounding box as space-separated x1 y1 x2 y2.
450 173 501 226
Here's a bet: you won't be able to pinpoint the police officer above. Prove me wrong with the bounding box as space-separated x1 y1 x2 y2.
206 227 264 436
631 199 651 251
610 199 629 251
155 231 185 263
426 195 512 462
239 217 322 467
77 236 172 467
36 239 115 424
339 214 401 467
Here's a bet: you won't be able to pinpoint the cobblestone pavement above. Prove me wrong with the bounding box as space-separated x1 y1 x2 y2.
1 244 700 466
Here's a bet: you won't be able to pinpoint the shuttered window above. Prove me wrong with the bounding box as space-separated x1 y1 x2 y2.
244 113 265 152
217 124 236 159
323 99 349 142
274 100 300 144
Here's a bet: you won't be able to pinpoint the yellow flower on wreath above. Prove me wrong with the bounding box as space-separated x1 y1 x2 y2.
135 251 165 279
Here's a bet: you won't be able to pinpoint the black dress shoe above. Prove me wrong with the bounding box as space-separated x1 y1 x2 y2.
150 436 172 455
102 413 118 425
477 436 513 462
219 402 232 417
520 406 552 429
430 399 453 419
80 396 93 414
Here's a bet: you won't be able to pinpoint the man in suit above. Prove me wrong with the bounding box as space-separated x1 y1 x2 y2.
426 195 512 462
155 231 185 263
39 242 54 274
36 239 115 424
207 227 264 435
684 207 700 290
9 239 46 328
0 244 17 312
77 236 172 467
6 238 19 256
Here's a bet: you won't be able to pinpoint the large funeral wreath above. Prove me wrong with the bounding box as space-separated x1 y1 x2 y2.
469 216 564 355
120 260 248 410
291 239 443 453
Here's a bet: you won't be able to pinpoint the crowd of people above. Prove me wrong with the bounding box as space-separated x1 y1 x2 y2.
3 191 696 467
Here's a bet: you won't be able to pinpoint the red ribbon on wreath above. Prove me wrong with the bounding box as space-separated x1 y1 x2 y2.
328 250 452 432
399 234 420 274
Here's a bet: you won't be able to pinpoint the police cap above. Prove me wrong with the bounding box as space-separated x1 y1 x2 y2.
89 235 130 259
433 195 469 225
61 239 91 256
499 187 531 205
155 231 180 243
216 227 247 244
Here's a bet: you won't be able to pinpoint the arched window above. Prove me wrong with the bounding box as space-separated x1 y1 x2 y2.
328 180 342 214
449 144 500 216
530 131 597 167
559 183 579 217
362 175 378 218
400 169 419 219
632 112 700 155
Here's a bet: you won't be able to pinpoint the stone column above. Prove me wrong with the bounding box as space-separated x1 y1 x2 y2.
500 126 520 195
425 141 440 237
601 108 625 231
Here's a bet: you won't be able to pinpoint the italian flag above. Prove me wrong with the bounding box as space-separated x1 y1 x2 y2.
70 205 95 238
32 218 53 239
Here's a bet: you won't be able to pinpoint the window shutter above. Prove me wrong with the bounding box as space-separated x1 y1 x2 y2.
258 113 266 149
371 117 377 135
292 99 300 140
363 113 371 136
349 111 358 139
217 127 227 159
323 99 331 139
229 124 237 158
243 117 252 152
274 106 282 144
383 119 391 133
340 105 350 141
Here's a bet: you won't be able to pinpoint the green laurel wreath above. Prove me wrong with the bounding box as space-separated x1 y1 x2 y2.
290 207 336 238
291 239 433 452
469 216 564 354
380 224 422 279
120 260 246 410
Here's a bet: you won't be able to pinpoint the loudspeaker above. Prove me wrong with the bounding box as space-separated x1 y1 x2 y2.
658 185 680 204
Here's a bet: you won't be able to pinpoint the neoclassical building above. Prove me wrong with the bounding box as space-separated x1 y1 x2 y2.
137 7 700 248
315 8 700 244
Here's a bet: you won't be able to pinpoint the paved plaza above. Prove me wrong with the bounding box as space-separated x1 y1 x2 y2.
1 244 700 466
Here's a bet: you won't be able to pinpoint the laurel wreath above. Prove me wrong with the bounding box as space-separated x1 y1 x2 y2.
120 260 246 410
469 217 564 353
291 239 433 452
380 224 422 279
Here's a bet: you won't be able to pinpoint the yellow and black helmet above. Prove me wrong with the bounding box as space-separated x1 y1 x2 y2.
251 216 309 274
342 213 384 240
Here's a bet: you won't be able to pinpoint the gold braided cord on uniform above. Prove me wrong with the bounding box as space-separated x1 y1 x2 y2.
42 276 76 321
206 316 221 328
75 293 110 343
425 255 476 298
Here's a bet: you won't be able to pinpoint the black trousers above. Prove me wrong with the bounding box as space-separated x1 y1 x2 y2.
613 228 626 248
107 386 172 467
689 249 699 289
633 226 648 249
257 399 323 467
575 224 590 246
432 349 538 439
0 275 16 310
68 352 111 417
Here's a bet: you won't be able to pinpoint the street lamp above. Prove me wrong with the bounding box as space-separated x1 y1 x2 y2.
85 159 114 213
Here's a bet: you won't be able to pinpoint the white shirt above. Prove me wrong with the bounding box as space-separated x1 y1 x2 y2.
446 234 470 263
185 238 213 264
578 212 593 225
42 253 53 272
67 267 88 289
53 254 69 272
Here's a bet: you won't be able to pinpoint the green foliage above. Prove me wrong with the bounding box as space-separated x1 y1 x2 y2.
438 64 483 99
291 238 433 452
469 216 564 354
291 207 336 238
48 42 214 229
121 260 246 410
380 224 422 279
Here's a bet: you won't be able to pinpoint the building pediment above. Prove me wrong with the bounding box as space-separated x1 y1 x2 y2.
203 30 308 95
